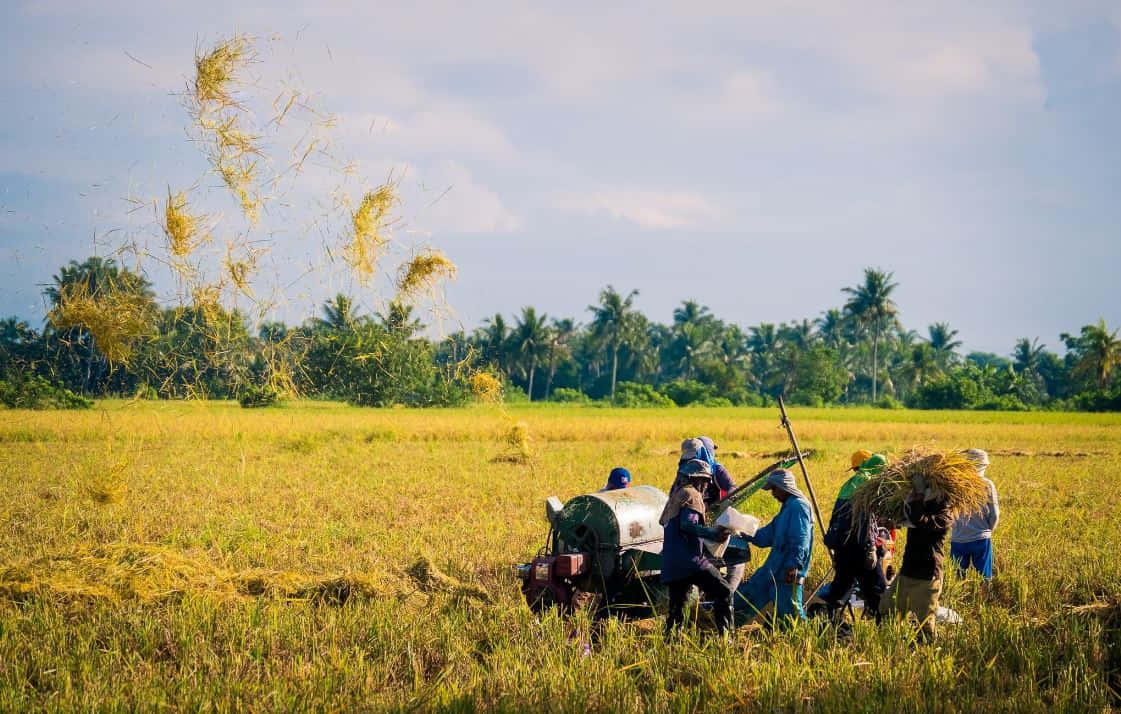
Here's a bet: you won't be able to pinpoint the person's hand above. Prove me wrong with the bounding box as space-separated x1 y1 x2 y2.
715 525 733 539
784 567 798 584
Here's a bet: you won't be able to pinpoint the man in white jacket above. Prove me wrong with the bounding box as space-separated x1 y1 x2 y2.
950 449 1000 579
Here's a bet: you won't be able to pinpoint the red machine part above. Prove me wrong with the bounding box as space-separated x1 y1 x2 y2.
520 554 590 613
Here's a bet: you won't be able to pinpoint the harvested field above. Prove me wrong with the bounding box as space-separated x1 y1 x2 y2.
1 402 1120 711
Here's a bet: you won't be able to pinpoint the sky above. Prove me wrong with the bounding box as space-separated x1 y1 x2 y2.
2 1 1120 355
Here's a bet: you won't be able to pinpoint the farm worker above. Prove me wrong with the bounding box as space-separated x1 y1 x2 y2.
659 459 735 637
950 449 999 579
883 475 953 640
599 467 632 492
681 435 745 592
736 469 814 624
815 452 889 623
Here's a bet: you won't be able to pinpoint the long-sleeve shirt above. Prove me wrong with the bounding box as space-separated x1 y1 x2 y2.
900 496 952 581
660 506 723 583
748 496 813 579
952 477 999 543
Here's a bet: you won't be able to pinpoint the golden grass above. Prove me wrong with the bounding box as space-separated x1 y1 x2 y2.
47 283 155 364
1 404 1121 709
193 35 251 107
395 249 457 301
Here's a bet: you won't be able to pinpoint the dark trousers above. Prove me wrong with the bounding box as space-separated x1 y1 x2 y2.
665 562 733 636
824 548 886 621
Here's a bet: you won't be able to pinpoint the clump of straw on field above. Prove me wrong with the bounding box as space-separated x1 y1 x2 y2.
396 249 457 301
405 556 490 603
850 447 988 525
48 283 155 364
345 184 397 280
490 421 532 464
0 544 384 605
469 371 503 404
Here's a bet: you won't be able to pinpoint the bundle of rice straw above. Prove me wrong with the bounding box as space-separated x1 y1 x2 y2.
395 249 457 301
469 371 503 404
345 185 396 279
48 283 155 364
849 447 988 525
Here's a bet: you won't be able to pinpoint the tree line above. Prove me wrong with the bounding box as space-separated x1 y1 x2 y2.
2 258 1119 411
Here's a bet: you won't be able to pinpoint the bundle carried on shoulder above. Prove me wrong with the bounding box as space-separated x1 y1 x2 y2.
849 447 988 525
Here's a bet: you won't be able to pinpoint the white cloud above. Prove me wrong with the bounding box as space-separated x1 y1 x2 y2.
413 161 520 235
559 188 722 230
344 105 514 159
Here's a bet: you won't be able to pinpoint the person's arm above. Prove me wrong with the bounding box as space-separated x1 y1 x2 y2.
748 517 776 548
678 509 726 541
713 463 735 493
986 480 1000 531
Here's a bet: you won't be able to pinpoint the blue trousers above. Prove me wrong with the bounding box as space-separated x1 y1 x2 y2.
735 569 805 623
950 539 993 579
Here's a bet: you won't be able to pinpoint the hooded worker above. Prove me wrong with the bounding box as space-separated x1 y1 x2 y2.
813 451 889 624
677 437 736 506
950 449 999 579
737 469 814 623
659 459 735 637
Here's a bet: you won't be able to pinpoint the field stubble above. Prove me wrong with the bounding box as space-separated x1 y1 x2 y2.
1 402 1120 711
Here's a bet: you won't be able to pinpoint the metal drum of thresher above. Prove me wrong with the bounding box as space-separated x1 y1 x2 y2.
550 485 667 592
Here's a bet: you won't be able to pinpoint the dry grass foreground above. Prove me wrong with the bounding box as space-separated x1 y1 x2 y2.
1 401 1119 712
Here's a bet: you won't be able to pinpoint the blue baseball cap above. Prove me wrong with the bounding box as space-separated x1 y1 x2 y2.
607 467 631 489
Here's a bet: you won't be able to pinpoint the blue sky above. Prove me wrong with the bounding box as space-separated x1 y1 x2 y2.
2 1 1119 354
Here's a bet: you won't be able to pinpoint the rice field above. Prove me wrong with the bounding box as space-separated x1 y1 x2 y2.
1 402 1119 712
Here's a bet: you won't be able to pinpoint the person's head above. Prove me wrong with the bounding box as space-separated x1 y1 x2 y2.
678 458 712 490
605 467 631 490
850 449 873 471
963 448 990 475
762 468 804 503
680 438 704 462
859 453 887 474
698 436 718 463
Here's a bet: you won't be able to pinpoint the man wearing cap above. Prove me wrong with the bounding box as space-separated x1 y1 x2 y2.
736 469 814 624
659 459 735 637
813 451 889 623
950 449 999 579
600 467 632 492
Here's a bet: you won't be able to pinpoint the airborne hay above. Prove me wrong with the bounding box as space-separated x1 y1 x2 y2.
396 249 457 301
850 447 988 525
162 190 205 258
345 184 397 280
194 35 252 107
469 371 503 404
48 283 155 364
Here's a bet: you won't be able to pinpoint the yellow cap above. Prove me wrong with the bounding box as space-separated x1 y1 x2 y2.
850 449 873 470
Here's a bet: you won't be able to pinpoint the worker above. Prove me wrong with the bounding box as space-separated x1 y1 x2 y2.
599 467 632 492
680 435 745 592
813 451 889 624
883 473 953 640
737 469 814 625
659 459 735 637
950 449 999 579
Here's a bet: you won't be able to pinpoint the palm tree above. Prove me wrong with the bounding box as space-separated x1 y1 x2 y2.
587 286 640 401
544 318 576 399
375 300 421 337
927 322 962 368
1069 319 1121 388
477 313 511 377
673 300 714 328
319 294 359 331
842 268 899 402
898 343 939 395
1012 338 1045 374
815 309 846 348
511 307 549 400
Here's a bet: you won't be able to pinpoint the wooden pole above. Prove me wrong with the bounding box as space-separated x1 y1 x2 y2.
777 395 827 541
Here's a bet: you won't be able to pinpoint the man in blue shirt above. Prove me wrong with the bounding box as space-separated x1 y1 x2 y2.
659 459 734 637
737 469 814 625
